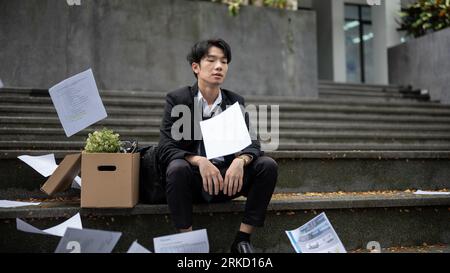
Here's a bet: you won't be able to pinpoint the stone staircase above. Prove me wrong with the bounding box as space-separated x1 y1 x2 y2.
0 81 449 253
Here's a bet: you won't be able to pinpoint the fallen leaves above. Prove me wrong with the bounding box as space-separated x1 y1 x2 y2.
270 189 450 200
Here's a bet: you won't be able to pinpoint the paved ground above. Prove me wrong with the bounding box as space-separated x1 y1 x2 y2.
351 244 450 253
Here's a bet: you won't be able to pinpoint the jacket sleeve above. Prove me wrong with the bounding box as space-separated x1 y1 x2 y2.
157 93 195 167
238 98 263 159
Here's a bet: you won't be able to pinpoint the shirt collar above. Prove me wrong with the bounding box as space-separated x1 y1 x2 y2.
197 89 222 107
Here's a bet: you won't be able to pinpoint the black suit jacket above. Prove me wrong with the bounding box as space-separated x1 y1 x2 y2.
158 83 262 168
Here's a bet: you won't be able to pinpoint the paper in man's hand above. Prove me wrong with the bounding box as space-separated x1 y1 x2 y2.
200 102 251 159
49 68 107 137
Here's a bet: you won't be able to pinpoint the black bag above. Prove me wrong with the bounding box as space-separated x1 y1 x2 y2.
138 145 167 204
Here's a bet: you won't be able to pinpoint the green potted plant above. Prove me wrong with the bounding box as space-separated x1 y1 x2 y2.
84 128 121 153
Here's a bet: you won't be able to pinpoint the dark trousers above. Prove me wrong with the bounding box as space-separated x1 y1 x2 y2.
165 156 278 229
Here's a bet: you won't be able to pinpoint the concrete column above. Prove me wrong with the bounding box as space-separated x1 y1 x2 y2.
312 0 346 82
331 0 346 82
372 0 401 84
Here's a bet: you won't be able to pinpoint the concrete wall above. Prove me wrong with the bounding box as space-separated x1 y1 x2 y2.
0 0 318 98
388 27 450 104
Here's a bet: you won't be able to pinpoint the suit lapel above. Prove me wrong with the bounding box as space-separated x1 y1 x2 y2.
220 89 233 112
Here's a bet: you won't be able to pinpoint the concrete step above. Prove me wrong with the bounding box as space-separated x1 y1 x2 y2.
319 89 405 98
3 128 450 145
3 105 450 124
3 127 450 138
0 192 448 253
0 116 163 128
277 112 450 123
1 141 450 151
318 80 401 91
3 116 450 132
319 87 428 98
277 142 450 150
1 88 443 108
2 149 449 192
2 96 449 115
351 244 450 253
318 94 429 103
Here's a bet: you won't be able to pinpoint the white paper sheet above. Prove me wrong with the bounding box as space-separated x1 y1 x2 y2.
153 229 209 253
72 176 82 189
16 213 82 237
49 68 107 137
55 228 121 253
414 190 450 195
0 200 41 208
199 102 252 159
18 154 58 177
18 154 81 189
286 212 346 253
127 240 152 253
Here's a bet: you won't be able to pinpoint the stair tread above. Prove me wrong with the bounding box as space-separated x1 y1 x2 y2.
3 149 450 159
0 191 448 219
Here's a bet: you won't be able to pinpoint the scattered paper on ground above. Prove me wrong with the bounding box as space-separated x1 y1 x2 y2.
414 190 450 196
49 68 107 137
127 240 152 253
0 200 41 208
72 176 82 189
55 227 121 253
16 213 82 237
286 212 346 253
154 229 209 253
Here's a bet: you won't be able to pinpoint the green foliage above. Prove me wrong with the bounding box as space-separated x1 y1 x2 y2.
84 128 121 153
398 0 450 38
216 0 288 16
227 0 243 16
263 0 287 9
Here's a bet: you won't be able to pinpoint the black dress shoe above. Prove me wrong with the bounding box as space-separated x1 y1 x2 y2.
231 241 255 253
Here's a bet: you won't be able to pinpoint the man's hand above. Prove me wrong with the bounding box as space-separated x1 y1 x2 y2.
186 155 223 195
198 158 224 195
223 158 245 196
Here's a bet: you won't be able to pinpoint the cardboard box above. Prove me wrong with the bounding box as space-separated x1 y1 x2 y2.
41 152 139 208
81 152 140 208
41 154 81 195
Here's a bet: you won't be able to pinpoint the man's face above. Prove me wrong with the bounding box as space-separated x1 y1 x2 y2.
192 46 228 86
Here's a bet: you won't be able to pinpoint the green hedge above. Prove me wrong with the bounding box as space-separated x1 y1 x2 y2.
399 0 450 38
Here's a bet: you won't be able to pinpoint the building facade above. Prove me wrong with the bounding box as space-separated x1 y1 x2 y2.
299 0 407 85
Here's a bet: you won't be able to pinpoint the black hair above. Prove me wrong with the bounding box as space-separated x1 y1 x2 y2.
187 38 232 78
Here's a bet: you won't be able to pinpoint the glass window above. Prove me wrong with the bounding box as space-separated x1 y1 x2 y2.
344 5 359 20
344 4 374 83
345 21 362 83
363 24 374 83
361 6 372 21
